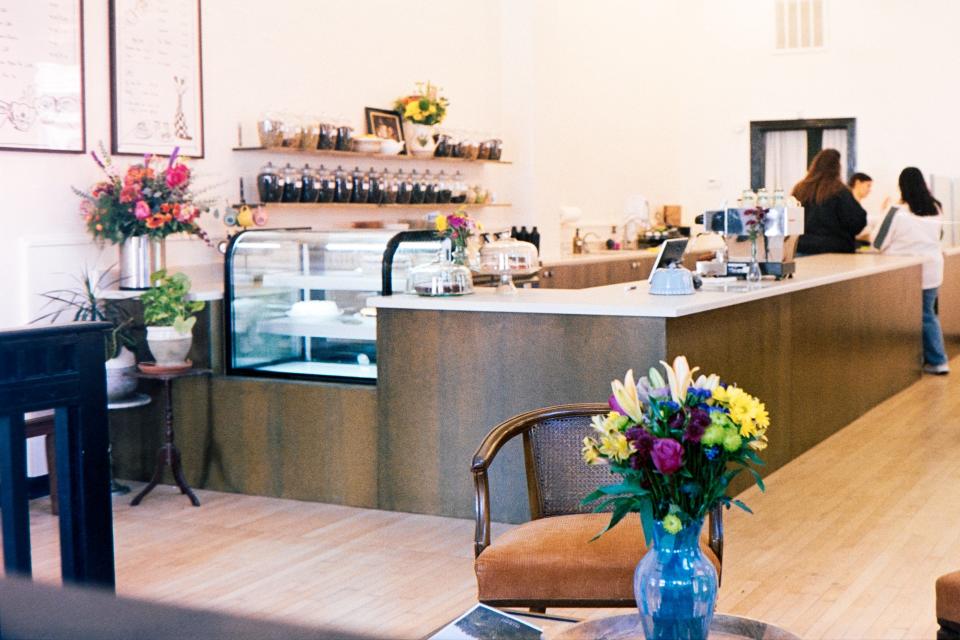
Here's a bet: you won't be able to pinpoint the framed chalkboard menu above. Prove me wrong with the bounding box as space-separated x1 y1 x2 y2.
0 0 86 153
109 0 204 157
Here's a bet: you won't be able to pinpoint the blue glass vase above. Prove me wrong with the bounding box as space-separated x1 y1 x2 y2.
634 518 718 640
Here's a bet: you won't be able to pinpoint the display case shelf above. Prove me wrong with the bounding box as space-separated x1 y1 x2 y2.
260 315 377 341
233 146 512 165
261 271 384 292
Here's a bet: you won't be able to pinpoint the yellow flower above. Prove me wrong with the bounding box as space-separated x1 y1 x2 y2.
404 101 422 120
748 434 768 451
611 370 644 422
711 385 729 404
662 514 682 535
598 431 634 463
582 436 603 465
435 215 448 232
591 411 629 435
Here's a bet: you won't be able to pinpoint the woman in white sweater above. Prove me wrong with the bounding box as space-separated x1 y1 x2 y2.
873 167 948 374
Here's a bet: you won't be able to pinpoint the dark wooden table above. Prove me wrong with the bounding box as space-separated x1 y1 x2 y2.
545 613 801 640
129 368 211 507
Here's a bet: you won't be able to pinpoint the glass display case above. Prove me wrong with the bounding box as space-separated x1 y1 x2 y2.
224 228 440 383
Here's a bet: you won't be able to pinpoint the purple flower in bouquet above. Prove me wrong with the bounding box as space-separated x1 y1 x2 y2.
684 407 710 442
668 409 686 431
626 426 655 470
651 438 683 475
608 393 626 415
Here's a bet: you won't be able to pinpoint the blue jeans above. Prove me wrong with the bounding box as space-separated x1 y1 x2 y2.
923 288 948 366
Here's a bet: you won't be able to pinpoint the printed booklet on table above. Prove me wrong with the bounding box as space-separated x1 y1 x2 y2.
428 604 542 640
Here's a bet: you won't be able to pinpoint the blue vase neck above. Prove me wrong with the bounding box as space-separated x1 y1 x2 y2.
651 518 704 553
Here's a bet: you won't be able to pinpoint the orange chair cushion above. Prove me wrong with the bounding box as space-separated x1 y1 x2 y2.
937 571 960 623
475 512 720 604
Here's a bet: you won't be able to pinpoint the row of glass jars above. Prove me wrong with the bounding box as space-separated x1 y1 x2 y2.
256 162 493 205
257 112 354 151
433 134 502 160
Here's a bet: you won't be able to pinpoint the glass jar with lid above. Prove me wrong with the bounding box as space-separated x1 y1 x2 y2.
301 117 321 150
280 114 304 148
423 170 437 204
395 169 412 205
318 119 335 150
367 167 382 204
450 170 466 203
280 163 303 202
350 166 369 203
300 164 320 203
489 139 503 161
477 235 540 294
410 169 425 204
256 111 284 148
436 170 451 204
335 118 354 151
317 165 335 203
434 132 452 158
381 167 398 204
256 161 283 203
334 165 353 203
478 139 493 160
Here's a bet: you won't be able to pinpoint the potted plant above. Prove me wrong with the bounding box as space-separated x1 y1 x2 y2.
140 270 205 367
34 268 138 400
394 81 448 156
73 143 212 289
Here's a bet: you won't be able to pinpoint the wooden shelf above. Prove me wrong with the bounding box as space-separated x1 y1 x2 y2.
233 146 512 165
255 202 511 211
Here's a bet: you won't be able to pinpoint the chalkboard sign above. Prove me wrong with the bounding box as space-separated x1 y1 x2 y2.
109 0 204 157
0 0 85 153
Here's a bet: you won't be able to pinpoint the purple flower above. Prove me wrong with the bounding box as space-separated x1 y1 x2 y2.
684 407 710 442
608 393 625 415
651 438 683 475
90 150 105 169
668 409 686 431
625 427 654 470
167 146 180 169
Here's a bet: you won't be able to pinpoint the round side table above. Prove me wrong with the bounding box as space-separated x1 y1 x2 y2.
107 392 152 496
545 613 800 640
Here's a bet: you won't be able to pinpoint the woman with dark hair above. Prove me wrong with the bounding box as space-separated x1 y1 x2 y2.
792 148 867 254
873 167 948 374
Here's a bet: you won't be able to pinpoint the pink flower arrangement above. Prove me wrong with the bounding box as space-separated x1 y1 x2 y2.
74 144 211 244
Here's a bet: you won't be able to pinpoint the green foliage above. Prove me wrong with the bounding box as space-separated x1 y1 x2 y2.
140 270 204 328
33 267 136 360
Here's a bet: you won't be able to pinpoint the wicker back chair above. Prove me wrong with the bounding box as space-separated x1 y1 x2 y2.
472 403 724 610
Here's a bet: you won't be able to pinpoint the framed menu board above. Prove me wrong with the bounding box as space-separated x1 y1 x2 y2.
0 0 86 153
109 0 204 157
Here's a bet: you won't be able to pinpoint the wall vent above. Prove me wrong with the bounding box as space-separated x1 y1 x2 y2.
775 0 824 50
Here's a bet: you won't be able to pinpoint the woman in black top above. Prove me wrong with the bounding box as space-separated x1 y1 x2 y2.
792 148 867 254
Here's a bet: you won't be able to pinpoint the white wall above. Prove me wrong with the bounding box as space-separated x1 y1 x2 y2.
526 0 960 253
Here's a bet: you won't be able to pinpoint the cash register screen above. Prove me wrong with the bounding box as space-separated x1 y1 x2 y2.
647 238 689 282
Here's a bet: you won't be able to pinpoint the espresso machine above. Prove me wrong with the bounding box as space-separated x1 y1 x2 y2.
697 206 804 279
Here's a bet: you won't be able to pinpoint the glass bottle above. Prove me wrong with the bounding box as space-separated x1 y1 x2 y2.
450 171 466 203
410 169 425 204
747 235 762 283
756 188 770 208
434 133 451 158
318 120 335 150
350 166 369 203
317 165 335 203
423 170 437 204
395 169 412 205
335 121 353 151
299 164 320 203
280 163 302 203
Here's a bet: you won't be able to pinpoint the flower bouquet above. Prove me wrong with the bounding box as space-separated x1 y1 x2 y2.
582 356 769 638
434 208 478 262
74 145 210 244
394 81 449 126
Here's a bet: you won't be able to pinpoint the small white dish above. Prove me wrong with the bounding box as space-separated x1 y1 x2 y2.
288 300 339 319
353 138 382 153
379 139 405 155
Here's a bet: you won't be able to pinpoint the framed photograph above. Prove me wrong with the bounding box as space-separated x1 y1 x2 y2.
365 107 404 145
109 0 204 157
0 0 86 153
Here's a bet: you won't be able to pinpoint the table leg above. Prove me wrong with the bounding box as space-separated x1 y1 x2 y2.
130 446 166 506
171 446 200 507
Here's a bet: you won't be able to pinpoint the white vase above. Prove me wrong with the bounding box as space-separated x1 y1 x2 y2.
403 121 436 156
105 346 137 401
146 326 193 366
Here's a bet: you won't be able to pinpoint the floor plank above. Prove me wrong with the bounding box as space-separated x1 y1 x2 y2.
6 362 960 638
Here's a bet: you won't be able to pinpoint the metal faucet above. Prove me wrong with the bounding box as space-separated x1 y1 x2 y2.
580 232 602 253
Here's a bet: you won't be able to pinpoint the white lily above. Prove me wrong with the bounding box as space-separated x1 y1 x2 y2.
611 369 644 422
692 373 720 391
660 355 700 403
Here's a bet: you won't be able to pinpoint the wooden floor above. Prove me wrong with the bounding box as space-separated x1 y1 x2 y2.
6 362 960 639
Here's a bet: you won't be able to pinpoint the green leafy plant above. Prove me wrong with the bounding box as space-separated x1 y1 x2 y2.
33 267 136 360
140 270 204 334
